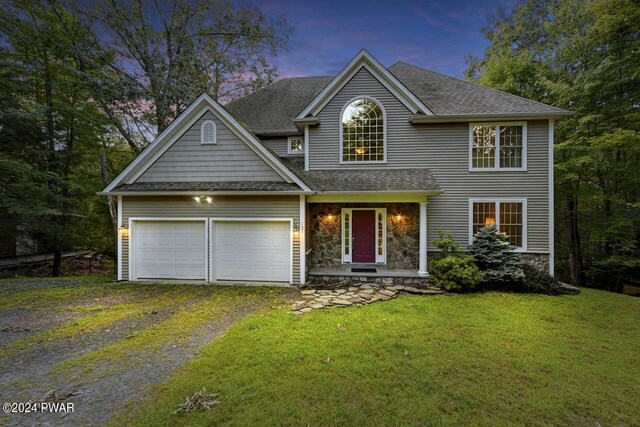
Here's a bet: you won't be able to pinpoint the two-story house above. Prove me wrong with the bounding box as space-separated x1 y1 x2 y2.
101 50 571 285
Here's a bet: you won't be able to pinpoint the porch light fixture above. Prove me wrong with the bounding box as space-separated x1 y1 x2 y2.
118 224 129 237
293 223 300 237
394 213 403 221
485 217 496 226
326 213 334 221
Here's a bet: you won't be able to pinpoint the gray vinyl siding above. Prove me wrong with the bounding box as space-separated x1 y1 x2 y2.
308 67 550 252
121 196 300 283
262 136 305 158
137 111 284 183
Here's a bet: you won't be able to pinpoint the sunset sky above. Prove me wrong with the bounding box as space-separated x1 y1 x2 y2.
255 0 517 79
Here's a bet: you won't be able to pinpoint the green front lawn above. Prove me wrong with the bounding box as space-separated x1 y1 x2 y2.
114 289 639 426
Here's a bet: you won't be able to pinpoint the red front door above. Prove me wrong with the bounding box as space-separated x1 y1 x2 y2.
352 210 376 263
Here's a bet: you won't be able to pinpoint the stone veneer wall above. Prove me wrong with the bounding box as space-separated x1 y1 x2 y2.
308 203 419 269
520 253 551 273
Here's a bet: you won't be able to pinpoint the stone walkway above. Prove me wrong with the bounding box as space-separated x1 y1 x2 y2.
292 283 444 314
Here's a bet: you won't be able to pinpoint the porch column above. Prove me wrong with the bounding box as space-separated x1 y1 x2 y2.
418 201 428 276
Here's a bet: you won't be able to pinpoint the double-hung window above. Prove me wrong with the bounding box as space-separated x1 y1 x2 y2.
470 123 527 171
470 199 527 250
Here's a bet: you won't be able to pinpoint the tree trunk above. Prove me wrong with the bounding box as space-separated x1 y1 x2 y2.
565 194 585 286
52 248 62 277
100 151 119 273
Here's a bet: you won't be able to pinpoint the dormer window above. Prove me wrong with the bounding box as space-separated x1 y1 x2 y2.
288 136 304 154
201 120 217 144
341 98 386 163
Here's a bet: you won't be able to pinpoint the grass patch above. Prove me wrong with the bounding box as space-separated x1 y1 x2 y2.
58 287 290 372
113 289 640 426
1 287 214 358
0 276 117 309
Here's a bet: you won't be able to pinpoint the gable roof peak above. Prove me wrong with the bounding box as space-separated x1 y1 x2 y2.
296 49 434 119
102 92 311 193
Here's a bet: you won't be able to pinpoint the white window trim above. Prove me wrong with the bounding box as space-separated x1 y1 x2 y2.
469 122 527 172
339 96 387 165
468 198 528 251
341 208 386 264
287 136 304 155
200 120 217 145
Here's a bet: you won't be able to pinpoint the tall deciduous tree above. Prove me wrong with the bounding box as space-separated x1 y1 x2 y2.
466 0 640 291
0 0 111 275
83 0 291 152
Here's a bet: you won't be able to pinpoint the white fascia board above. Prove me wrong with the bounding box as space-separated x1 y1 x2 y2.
308 192 439 203
97 190 312 196
103 93 211 192
296 49 433 119
103 94 311 193
410 112 574 123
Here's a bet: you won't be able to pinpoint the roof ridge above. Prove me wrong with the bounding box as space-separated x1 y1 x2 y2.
284 75 334 80
392 61 569 113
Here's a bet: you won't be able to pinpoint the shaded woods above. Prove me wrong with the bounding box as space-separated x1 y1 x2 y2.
467 0 640 291
0 0 291 275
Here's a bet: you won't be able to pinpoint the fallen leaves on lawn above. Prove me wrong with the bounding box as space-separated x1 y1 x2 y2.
174 388 221 414
41 389 82 403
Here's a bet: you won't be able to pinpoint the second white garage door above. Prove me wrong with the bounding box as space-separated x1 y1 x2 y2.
214 221 290 282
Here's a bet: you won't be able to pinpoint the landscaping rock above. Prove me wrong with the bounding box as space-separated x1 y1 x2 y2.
403 286 443 295
558 282 581 295
293 281 444 314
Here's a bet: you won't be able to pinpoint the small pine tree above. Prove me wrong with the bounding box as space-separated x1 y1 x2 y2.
469 225 524 286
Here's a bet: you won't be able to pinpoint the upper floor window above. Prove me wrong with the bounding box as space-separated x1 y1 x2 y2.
201 120 217 145
288 136 304 154
470 123 526 170
341 98 385 163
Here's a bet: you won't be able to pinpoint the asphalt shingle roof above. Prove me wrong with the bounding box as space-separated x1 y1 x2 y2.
226 76 333 135
114 181 302 192
387 62 569 116
281 158 441 193
225 62 570 135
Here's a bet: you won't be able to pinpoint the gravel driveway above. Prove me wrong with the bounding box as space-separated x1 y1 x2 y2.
0 278 294 426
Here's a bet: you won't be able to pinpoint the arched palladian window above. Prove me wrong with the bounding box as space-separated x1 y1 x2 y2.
341 98 385 162
201 120 217 144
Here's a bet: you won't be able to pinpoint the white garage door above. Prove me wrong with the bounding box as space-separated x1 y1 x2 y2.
214 221 290 282
135 221 206 280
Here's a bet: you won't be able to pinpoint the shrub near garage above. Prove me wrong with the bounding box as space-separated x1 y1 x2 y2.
429 231 483 292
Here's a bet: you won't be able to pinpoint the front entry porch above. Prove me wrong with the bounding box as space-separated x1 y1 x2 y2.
309 265 421 279
306 200 431 279
307 264 429 286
